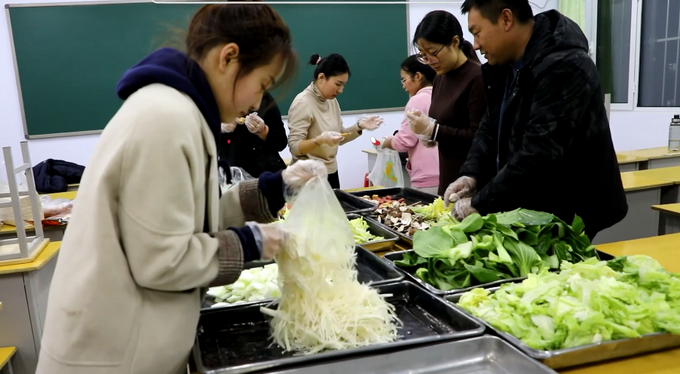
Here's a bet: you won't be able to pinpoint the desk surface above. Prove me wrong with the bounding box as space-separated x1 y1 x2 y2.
616 153 649 164
561 233 680 374
624 166 680 184
0 191 77 234
619 172 674 192
618 147 680 160
0 241 60 275
0 346 16 369
652 203 680 216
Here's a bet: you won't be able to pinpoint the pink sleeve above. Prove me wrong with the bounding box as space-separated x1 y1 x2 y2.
391 99 420 152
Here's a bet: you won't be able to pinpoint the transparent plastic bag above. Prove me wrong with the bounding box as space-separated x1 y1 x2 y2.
40 195 73 223
260 176 399 355
219 166 254 194
368 148 405 187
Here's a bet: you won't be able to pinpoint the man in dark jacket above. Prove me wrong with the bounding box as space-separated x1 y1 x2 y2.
219 91 288 178
447 0 627 240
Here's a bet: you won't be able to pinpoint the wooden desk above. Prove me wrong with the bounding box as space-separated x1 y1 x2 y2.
562 233 680 374
652 203 680 235
623 166 680 204
0 242 60 374
594 174 672 244
0 346 16 373
0 191 77 242
616 154 649 172
617 147 680 169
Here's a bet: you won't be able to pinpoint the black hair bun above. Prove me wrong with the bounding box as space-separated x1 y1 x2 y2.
308 53 321 65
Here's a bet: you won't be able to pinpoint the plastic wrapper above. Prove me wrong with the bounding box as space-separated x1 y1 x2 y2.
219 166 255 194
40 195 73 224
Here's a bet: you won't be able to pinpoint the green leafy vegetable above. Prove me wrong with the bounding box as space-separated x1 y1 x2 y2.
457 256 680 350
395 208 599 291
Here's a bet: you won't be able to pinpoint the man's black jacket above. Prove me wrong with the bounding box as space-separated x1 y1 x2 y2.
459 10 627 238
219 92 288 178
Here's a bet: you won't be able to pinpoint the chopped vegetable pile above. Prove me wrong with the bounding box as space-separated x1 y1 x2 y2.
395 208 599 291
207 264 280 306
280 205 383 244
457 255 680 350
366 196 449 237
262 177 399 355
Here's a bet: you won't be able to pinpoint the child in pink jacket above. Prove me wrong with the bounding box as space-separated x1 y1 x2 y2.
380 55 440 194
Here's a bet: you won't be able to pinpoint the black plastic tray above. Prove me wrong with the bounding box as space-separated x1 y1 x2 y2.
202 246 404 310
383 249 616 296
334 189 376 214
193 281 485 374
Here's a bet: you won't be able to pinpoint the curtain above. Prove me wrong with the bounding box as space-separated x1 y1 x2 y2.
559 0 587 33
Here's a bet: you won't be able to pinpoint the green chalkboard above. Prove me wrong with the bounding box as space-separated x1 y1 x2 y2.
6 1 409 138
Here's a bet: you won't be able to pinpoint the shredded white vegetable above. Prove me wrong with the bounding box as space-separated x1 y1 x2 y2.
261 177 400 355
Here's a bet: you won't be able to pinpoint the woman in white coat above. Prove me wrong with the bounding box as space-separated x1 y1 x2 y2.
36 4 324 374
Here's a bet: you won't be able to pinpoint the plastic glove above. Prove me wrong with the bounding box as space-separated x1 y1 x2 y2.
452 197 478 221
314 131 344 146
221 122 237 133
282 159 328 192
444 176 477 207
406 109 436 138
357 115 384 131
245 221 290 261
375 136 392 150
244 112 266 134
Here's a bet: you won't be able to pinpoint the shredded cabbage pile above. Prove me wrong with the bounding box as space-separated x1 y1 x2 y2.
457 255 680 350
207 264 280 306
261 177 400 355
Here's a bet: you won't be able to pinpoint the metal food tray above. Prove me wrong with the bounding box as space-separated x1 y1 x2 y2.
193 280 485 374
344 187 440 244
444 262 679 369
384 249 616 296
346 213 398 252
268 335 558 374
334 189 376 214
202 246 404 310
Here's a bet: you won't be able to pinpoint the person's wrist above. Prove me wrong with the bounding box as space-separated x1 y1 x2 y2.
313 137 321 146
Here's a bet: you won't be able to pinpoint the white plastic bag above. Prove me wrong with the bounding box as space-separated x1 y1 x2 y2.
368 148 405 187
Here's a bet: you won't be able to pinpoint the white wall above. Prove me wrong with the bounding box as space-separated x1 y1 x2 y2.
0 0 673 190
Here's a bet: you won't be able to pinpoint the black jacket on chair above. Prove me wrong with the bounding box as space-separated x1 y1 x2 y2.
459 10 627 239
218 92 288 178
33 159 85 193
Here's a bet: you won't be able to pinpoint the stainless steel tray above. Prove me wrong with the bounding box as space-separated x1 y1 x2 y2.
446 284 680 369
268 335 558 374
202 246 404 310
346 213 398 252
384 249 616 296
193 280 485 374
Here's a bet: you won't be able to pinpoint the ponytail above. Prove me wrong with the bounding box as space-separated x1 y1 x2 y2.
460 40 480 64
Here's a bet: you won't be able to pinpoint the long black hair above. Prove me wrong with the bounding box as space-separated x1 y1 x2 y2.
413 10 480 63
401 55 436 85
308 53 351 80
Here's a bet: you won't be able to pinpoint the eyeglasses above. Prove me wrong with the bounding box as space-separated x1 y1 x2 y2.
416 44 446 64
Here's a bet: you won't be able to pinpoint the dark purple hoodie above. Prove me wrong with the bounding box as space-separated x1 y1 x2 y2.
116 48 285 262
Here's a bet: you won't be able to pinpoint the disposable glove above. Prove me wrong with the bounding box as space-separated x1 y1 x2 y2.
444 176 477 207
375 136 393 150
244 112 266 134
406 109 436 139
357 115 384 131
452 197 478 221
221 122 237 133
245 222 290 261
282 159 328 192
313 131 344 146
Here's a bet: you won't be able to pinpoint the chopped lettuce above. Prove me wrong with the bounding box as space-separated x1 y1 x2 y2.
457 256 680 350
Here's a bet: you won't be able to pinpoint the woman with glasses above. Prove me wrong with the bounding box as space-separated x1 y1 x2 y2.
378 55 439 194
406 10 487 196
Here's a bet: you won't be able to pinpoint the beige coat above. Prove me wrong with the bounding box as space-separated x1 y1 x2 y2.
36 84 277 374
287 82 361 174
